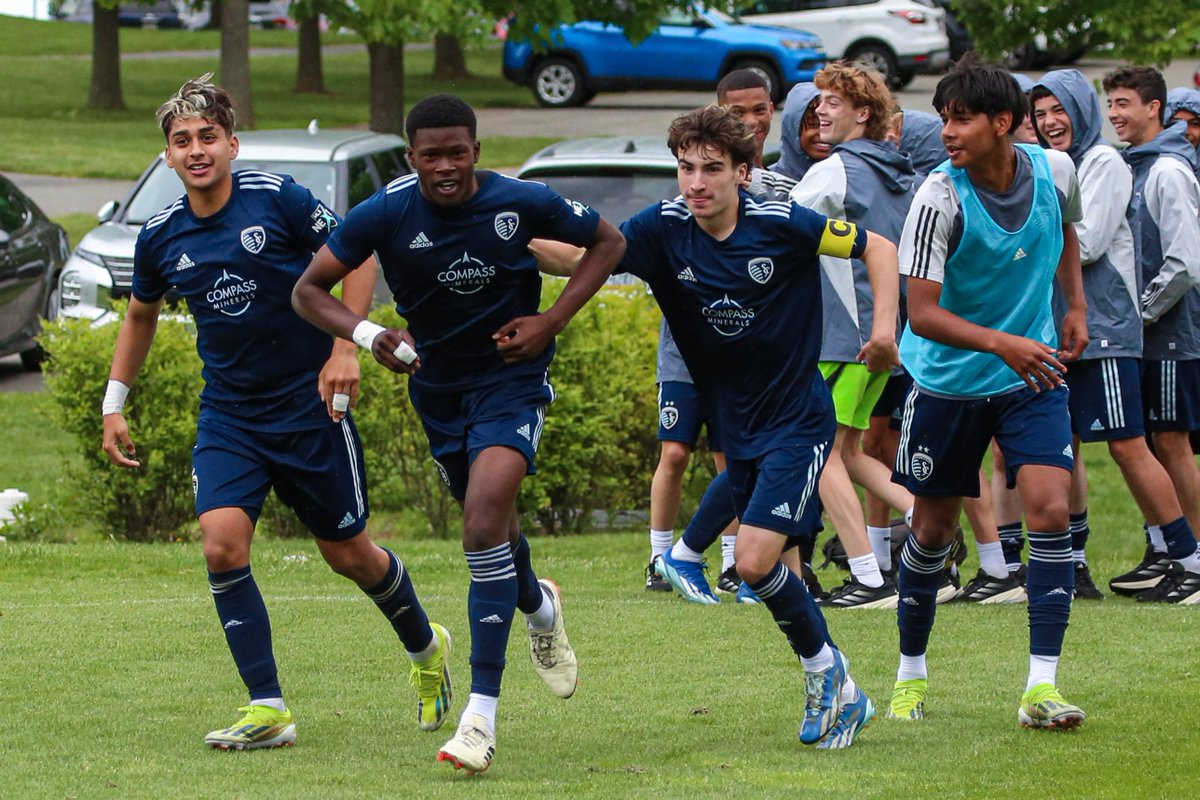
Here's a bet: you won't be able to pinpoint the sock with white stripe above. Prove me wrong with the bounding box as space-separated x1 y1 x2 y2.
748 562 832 660
897 537 951 659
209 565 281 702
1068 510 1089 564
465 543 518 697
680 470 737 555
365 547 433 656
998 521 1025 573
1026 530 1073 658
721 535 737 572
1160 516 1200 571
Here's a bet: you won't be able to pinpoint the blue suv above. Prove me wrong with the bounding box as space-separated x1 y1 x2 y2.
503 8 825 108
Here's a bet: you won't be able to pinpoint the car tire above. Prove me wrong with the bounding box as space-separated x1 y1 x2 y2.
847 43 900 88
19 345 44 372
533 58 589 108
729 59 783 104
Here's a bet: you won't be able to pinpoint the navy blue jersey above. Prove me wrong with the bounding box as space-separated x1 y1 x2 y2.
326 170 601 392
133 171 339 431
618 192 867 458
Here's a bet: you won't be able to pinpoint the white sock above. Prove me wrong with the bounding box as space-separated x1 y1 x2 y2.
721 535 737 571
867 526 893 571
848 552 884 588
463 693 498 732
252 697 286 712
839 672 859 704
1026 654 1058 690
407 631 439 662
897 653 927 681
1175 548 1200 573
904 506 914 528
650 529 673 559
1147 524 1167 553
977 541 1008 579
670 538 705 563
525 584 555 632
800 643 836 673
1072 549 1087 565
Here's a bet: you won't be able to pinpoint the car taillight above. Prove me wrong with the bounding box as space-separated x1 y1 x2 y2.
889 10 929 23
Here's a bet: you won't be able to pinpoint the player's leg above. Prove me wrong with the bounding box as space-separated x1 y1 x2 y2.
959 472 1024 603
709 449 744 592
658 468 736 602
991 443 1027 578
862 373 910 574
647 381 703 590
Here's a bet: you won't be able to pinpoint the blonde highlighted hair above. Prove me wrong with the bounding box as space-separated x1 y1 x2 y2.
814 61 895 141
155 73 236 138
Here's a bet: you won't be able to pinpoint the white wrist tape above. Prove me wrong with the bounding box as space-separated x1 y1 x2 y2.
393 341 417 365
351 320 387 350
102 379 130 416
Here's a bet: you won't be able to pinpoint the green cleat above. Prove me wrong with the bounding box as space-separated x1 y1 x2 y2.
1019 683 1085 730
410 622 453 732
886 678 927 721
205 705 296 750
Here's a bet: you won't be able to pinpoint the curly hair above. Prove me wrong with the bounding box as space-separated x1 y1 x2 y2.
666 104 758 169
156 73 235 138
814 61 895 141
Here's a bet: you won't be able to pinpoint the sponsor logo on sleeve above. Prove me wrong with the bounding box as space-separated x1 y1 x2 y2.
310 204 338 234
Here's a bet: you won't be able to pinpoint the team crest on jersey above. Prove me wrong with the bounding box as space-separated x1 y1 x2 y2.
438 251 496 295
702 294 756 337
494 211 519 241
910 447 934 482
659 402 679 430
207 269 258 317
240 226 266 254
310 204 338 234
748 257 774 284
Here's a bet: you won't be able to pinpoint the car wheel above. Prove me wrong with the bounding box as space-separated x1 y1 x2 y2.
45 282 61 323
533 58 589 108
730 59 782 104
847 44 899 88
19 345 44 372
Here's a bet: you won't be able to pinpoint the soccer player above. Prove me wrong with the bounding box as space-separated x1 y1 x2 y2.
630 104 900 749
888 57 1089 728
1165 87 1200 177
1102 67 1200 603
292 94 626 773
100 75 452 750
771 83 830 182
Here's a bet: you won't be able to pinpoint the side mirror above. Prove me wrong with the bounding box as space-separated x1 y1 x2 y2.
97 200 119 224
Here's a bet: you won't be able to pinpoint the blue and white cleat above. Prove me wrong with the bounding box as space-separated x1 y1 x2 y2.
653 552 719 605
799 651 847 744
736 580 761 604
816 689 875 750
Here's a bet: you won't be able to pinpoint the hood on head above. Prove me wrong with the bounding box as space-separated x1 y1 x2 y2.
1033 69 1105 165
1165 87 1200 142
1124 119 1200 172
899 109 946 175
772 83 820 181
1010 72 1035 94
835 138 915 193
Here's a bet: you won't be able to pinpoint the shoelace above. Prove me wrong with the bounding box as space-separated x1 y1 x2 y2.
457 721 492 747
804 670 827 714
530 630 556 668
409 659 443 692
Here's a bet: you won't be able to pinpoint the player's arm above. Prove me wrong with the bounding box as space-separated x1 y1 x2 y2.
101 296 165 468
1141 167 1200 323
494 218 625 364
293 246 420 376
857 230 901 373
1055 222 1088 362
528 238 585 276
315 256 376 421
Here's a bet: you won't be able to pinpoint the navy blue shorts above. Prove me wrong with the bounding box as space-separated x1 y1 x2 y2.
1141 359 1200 433
657 380 720 450
192 415 368 541
727 442 829 538
871 370 913 431
1066 357 1144 441
409 372 554 502
893 385 1073 497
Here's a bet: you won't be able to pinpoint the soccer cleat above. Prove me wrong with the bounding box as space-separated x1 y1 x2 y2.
886 678 927 721
736 580 761 604
820 574 899 609
1109 545 1171 596
816 689 875 750
204 704 296 750
799 652 846 744
935 568 962 603
528 579 579 698
716 565 742 594
409 622 453 732
1135 562 1200 605
645 559 671 592
1072 562 1104 600
1018 683 1085 730
961 570 1027 604
437 713 496 774
653 552 719 604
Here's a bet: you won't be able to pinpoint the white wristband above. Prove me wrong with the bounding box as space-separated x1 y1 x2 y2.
102 379 130 416
351 320 387 350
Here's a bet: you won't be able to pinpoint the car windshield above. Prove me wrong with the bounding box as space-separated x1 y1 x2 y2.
523 171 681 224
122 160 338 224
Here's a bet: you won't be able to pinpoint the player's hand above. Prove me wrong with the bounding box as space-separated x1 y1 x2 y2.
318 344 361 422
1057 307 1089 363
493 314 557 364
993 332 1066 392
857 337 900 374
370 328 421 375
102 413 140 468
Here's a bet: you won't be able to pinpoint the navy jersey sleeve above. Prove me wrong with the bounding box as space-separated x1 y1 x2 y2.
525 181 602 245
131 224 169 303
325 188 389 269
276 175 342 253
790 203 868 260
615 202 667 281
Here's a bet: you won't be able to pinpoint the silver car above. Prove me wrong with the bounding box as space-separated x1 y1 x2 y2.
60 127 411 321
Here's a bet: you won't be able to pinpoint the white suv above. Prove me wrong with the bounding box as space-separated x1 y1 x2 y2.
736 0 951 89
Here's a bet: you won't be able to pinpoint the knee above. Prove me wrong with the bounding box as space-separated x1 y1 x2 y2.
736 554 775 586
656 442 692 476
1025 496 1069 532
322 545 374 583
462 522 507 553
1107 436 1146 465
202 538 248 573
910 520 956 549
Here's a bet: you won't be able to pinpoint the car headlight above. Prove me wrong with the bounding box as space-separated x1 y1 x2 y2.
73 248 106 267
781 39 821 50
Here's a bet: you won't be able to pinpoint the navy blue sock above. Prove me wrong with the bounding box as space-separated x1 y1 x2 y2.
465 543 518 697
364 548 432 654
209 566 280 701
1025 529 1073 657
749 562 831 659
1160 516 1199 560
896 537 950 657
510 533 545 615
998 521 1025 572
1068 510 1089 558
681 471 737 554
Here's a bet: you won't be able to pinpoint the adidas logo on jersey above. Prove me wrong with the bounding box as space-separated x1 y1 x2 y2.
1090 419 1104 432
409 231 433 249
337 511 355 529
677 267 697 282
175 252 196 271
1012 247 1028 261
516 423 531 441
771 502 792 519
479 614 504 624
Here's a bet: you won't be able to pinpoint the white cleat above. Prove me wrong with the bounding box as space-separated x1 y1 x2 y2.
528 579 579 698
437 713 496 774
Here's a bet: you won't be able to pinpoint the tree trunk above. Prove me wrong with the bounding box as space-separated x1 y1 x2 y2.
367 41 405 135
432 33 469 80
220 0 255 129
206 0 222 29
88 2 125 110
294 11 326 93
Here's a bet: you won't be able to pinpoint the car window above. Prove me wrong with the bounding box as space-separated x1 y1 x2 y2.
0 183 29 233
372 149 409 183
521 172 680 225
740 0 796 13
659 12 696 26
347 157 377 208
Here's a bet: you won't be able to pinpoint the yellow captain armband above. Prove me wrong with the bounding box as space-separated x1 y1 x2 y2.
817 219 860 259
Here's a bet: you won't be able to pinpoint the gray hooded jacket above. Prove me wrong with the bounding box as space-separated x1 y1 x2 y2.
899 109 947 177
770 83 821 182
1165 87 1200 182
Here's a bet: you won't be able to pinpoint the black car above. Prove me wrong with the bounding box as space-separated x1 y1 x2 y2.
0 175 69 370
